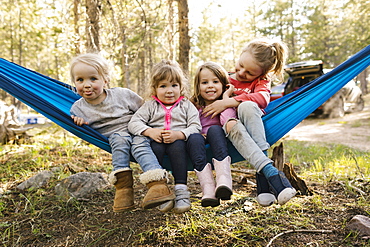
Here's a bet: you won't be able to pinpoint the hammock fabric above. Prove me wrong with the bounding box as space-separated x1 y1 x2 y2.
0 45 369 170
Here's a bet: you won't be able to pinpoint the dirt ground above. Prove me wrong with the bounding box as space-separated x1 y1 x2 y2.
283 95 370 152
1 96 370 247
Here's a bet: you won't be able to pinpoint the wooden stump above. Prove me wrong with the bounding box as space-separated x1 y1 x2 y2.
0 101 31 144
271 143 313 196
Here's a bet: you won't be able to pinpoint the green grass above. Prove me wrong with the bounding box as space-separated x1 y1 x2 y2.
278 140 370 179
0 124 369 246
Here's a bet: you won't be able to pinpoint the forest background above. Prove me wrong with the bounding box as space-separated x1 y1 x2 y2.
0 0 369 102
1 1 370 245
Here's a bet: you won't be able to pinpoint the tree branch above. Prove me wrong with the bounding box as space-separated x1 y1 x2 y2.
266 229 333 247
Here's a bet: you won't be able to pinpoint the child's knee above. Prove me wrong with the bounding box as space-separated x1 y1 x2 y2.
225 119 237 134
238 101 261 119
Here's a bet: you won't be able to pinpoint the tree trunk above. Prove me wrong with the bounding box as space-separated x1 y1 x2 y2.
85 0 101 53
177 0 189 76
73 0 81 55
18 9 23 65
271 143 313 196
167 0 175 61
121 28 130 89
137 50 145 96
359 69 368 95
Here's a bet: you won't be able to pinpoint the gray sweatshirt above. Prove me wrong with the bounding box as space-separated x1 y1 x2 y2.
70 87 143 137
128 98 201 140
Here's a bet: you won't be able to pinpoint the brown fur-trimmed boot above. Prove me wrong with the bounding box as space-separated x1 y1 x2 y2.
109 168 135 212
140 169 175 209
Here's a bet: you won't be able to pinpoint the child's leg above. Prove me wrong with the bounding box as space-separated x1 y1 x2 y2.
187 133 219 207
233 103 276 205
186 133 208 171
108 133 135 212
228 121 296 205
228 121 271 172
109 133 132 171
237 101 270 151
207 125 233 200
150 141 175 212
207 125 229 161
131 138 175 209
131 136 164 172
167 140 188 185
167 140 191 214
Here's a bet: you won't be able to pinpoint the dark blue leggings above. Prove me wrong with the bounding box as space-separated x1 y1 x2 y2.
151 140 188 184
186 125 229 171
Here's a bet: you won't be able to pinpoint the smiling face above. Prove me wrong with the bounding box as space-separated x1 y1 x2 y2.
72 62 107 105
198 68 223 106
155 79 181 106
235 51 263 83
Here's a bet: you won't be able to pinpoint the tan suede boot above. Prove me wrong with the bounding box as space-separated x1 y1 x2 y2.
140 169 175 209
109 168 135 212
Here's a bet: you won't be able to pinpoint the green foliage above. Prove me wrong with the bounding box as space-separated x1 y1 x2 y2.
1 0 368 98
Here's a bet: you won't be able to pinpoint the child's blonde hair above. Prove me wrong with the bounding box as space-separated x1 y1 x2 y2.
191 61 229 107
70 53 111 84
241 38 288 80
147 59 189 99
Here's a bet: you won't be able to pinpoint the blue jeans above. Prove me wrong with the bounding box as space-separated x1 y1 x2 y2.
226 101 272 172
151 140 188 184
237 101 270 151
187 125 229 171
109 133 162 172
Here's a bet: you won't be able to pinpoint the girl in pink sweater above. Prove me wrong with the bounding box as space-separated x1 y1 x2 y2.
187 61 237 207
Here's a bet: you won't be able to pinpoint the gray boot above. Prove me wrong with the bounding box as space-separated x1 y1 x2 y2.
173 187 191 214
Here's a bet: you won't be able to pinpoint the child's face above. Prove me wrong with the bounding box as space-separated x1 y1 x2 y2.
72 62 107 104
199 68 223 106
156 79 181 106
235 51 263 83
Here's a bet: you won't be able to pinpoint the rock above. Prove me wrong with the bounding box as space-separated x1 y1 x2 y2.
55 172 111 201
347 215 370 237
17 170 54 191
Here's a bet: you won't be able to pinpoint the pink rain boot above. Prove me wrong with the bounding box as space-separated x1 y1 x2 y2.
195 163 220 207
213 156 233 200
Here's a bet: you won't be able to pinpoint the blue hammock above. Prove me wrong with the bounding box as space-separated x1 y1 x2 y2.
0 45 369 170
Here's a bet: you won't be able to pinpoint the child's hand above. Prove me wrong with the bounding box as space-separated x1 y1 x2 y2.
71 115 88 126
223 84 235 99
142 128 163 143
161 130 185 144
203 100 228 118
